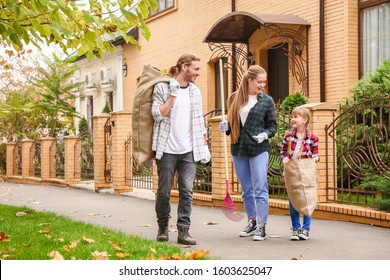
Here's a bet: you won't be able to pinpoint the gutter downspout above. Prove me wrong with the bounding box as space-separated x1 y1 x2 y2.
232 0 237 92
320 0 325 102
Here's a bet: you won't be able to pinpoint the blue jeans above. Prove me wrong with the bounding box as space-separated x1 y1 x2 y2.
289 200 312 230
155 151 196 228
232 152 269 224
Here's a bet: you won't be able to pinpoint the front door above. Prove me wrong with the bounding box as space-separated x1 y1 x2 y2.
268 43 289 104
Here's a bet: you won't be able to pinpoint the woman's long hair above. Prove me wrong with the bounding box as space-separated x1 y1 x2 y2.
227 65 266 144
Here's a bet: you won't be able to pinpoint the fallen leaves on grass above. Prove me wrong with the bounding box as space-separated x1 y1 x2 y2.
91 251 110 260
82 236 96 244
48 251 64 260
39 228 53 234
15 211 27 217
0 232 10 242
185 249 209 260
109 241 124 251
115 252 131 259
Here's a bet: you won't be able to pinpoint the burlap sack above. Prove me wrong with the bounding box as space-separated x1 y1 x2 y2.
132 65 171 165
284 157 318 216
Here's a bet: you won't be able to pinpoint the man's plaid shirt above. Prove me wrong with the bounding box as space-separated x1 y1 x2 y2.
230 92 277 157
151 82 207 161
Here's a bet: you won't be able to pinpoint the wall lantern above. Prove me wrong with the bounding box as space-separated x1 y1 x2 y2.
247 52 255 65
122 62 128 77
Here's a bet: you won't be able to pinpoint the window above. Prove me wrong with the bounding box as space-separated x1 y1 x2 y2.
149 0 175 17
359 0 390 75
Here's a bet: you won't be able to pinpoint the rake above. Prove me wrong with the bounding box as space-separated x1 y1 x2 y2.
218 59 244 222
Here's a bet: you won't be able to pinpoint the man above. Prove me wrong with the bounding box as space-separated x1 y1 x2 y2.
151 53 209 245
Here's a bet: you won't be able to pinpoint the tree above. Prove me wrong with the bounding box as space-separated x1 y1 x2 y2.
0 0 158 60
30 53 81 137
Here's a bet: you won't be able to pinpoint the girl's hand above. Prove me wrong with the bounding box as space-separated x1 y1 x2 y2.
313 156 319 163
282 158 289 164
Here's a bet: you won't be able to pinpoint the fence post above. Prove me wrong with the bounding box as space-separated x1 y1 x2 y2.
21 139 35 177
300 103 338 203
40 137 56 179
64 136 81 185
110 110 132 194
5 143 18 176
93 113 111 190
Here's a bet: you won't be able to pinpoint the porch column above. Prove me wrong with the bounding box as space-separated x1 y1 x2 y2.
92 113 111 190
21 139 35 177
300 103 338 202
64 136 81 185
5 143 18 176
40 137 56 179
110 110 132 194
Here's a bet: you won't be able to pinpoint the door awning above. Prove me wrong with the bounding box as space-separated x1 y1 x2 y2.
203 11 310 44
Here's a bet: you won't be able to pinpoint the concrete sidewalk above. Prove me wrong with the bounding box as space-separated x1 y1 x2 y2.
1 181 389 260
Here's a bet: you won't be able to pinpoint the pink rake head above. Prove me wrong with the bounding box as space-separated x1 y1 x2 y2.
221 184 244 222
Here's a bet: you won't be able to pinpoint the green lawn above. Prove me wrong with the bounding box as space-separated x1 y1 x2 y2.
0 204 209 260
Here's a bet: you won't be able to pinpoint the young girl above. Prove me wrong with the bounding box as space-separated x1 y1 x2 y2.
280 107 319 240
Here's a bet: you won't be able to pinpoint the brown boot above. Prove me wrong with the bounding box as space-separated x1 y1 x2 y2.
177 226 196 245
157 222 169 242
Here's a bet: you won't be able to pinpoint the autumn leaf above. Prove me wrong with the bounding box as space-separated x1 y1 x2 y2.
82 236 96 244
70 240 80 248
58 238 65 242
88 213 100 216
48 251 64 260
149 247 156 254
0 247 10 255
22 243 32 247
15 211 27 217
0 232 10 242
39 228 53 234
167 254 182 260
204 221 219 225
185 249 210 260
38 223 51 226
63 245 73 253
2 252 20 259
109 241 124 251
115 252 131 259
138 224 151 227
91 251 110 260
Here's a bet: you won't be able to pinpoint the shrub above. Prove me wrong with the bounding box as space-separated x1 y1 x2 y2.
279 93 308 115
78 117 89 134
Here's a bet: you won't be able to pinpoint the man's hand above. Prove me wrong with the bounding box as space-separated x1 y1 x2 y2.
169 79 180 97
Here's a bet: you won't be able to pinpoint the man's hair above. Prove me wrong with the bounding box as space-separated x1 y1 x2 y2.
168 53 200 76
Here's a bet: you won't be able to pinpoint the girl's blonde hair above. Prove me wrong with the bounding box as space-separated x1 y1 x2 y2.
227 65 267 143
291 107 311 130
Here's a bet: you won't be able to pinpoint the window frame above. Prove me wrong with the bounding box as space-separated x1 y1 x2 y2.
148 0 177 20
358 0 390 76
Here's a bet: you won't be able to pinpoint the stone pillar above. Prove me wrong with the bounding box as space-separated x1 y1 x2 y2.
40 137 56 179
93 113 111 190
5 143 18 176
300 103 338 202
21 139 35 177
110 110 132 194
64 136 81 185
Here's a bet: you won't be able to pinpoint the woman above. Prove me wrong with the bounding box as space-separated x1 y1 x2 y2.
220 65 277 241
